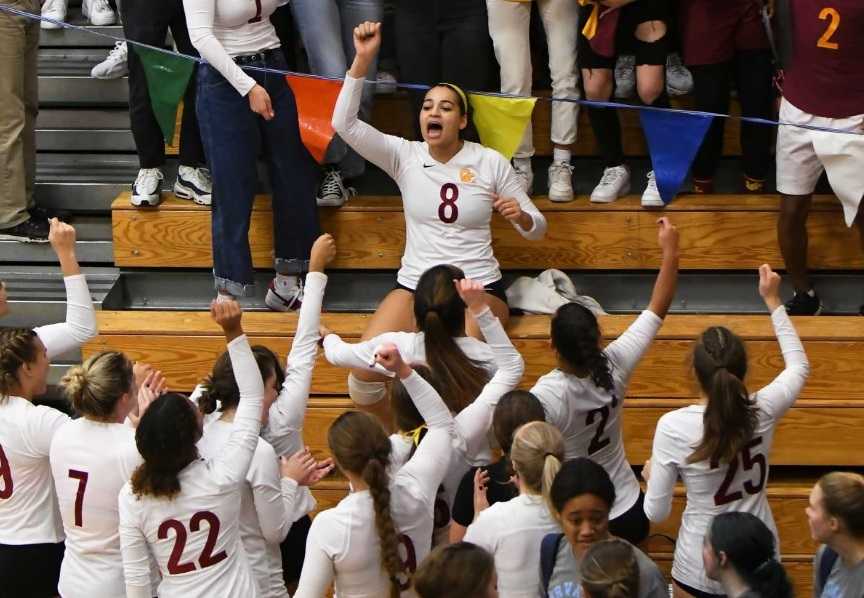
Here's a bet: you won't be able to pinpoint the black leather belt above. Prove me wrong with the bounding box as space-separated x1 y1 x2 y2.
233 48 281 65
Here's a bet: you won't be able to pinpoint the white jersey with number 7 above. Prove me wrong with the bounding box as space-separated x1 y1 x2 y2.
643 307 809 594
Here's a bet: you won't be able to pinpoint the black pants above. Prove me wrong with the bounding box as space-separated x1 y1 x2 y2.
395 0 497 140
0 541 64 598
122 0 205 169
690 49 774 182
281 515 312 586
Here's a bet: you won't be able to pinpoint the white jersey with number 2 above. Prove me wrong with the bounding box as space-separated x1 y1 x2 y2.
332 74 547 290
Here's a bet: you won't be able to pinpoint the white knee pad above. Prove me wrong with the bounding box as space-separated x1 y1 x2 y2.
347 373 387 406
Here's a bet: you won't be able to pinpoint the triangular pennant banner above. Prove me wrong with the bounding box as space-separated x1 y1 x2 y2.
468 94 537 160
286 75 342 164
132 45 196 142
639 108 714 204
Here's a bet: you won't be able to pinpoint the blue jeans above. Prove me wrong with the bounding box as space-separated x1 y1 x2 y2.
196 51 319 297
290 0 383 179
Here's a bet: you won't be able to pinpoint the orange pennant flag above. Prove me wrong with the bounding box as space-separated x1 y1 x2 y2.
285 75 342 164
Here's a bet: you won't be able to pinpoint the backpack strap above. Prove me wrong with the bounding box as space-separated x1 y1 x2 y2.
540 532 565 595
818 546 840 594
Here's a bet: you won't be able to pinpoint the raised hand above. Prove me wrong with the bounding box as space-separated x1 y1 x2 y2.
454 278 486 313
129 370 166 428
656 217 679 256
758 264 782 312
309 233 337 273
473 468 490 518
280 448 318 484
48 218 76 256
301 458 335 487
210 299 243 341
0 281 8 319
372 342 412 378
352 21 381 63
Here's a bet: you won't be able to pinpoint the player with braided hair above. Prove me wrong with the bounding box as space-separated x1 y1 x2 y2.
643 264 810 598
529 217 679 545
0 219 97 595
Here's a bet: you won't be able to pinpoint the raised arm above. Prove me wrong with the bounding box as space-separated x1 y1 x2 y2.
210 301 265 488
332 21 405 178
264 235 335 456
646 217 679 319
34 220 98 359
323 330 409 374
754 264 810 421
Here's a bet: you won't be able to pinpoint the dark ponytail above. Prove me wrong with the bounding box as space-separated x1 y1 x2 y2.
198 345 281 415
130 393 201 499
689 326 758 464
709 512 793 598
414 265 489 413
551 303 614 393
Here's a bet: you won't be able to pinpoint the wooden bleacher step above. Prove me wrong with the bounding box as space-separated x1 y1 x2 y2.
111 194 859 270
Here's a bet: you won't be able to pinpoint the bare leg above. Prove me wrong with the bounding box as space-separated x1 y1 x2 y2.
465 292 510 340
777 193 813 293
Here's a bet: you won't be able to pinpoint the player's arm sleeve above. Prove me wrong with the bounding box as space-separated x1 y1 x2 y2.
118 492 154 598
34 274 98 360
529 379 565 431
31 406 71 456
643 418 679 523
455 307 524 459
183 0 256 95
249 443 297 544
263 272 327 456
293 516 338 598
322 331 404 376
497 157 547 240
604 310 663 393
212 335 264 487
462 510 493 551
332 73 406 179
756 306 810 422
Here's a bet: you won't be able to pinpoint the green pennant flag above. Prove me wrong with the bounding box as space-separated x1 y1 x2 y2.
467 93 537 160
132 44 196 141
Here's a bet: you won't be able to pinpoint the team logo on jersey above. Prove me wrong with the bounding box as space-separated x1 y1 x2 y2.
459 167 476 183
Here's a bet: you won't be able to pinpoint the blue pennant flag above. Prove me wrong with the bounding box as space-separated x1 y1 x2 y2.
639 109 714 204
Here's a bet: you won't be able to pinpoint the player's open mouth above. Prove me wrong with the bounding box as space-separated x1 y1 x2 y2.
426 121 443 139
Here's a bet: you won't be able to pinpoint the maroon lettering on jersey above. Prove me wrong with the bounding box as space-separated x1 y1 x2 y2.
783 0 864 117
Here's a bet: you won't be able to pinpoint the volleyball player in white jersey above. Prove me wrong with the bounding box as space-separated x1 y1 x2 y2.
0 220 98 597
50 354 165 598
118 300 265 597
530 217 679 546
385 278 524 544
332 21 546 411
294 344 460 597
465 421 564 597
643 264 810 598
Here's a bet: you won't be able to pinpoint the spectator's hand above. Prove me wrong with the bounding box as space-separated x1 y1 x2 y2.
352 21 381 63
211 299 243 340
492 194 524 224
309 234 336 273
48 218 76 258
758 264 782 312
373 342 412 379
473 468 491 518
248 84 274 121
0 281 8 319
454 278 486 314
656 217 679 257
280 448 317 483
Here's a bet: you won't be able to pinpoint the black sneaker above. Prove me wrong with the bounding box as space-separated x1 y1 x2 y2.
0 216 50 243
784 289 823 315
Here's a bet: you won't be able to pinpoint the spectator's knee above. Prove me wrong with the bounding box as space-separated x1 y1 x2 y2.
634 20 667 43
583 69 613 101
637 78 664 105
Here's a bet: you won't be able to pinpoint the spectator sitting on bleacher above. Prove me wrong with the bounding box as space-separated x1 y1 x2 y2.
775 0 864 316
643 263 809 598
679 0 775 195
808 472 864 598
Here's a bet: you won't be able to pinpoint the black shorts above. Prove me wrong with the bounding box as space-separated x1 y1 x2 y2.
673 579 724 598
608 491 650 545
395 277 509 305
0 541 64 598
579 0 671 69
281 514 312 585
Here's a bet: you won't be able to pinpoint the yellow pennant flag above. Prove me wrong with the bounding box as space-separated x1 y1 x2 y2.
468 93 537 160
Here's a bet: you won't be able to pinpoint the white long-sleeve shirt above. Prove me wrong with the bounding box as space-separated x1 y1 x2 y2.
118 335 265 598
464 494 561 598
0 273 97 546
332 74 547 290
49 419 148 598
531 310 663 520
183 0 281 96
643 307 810 594
294 371 459 598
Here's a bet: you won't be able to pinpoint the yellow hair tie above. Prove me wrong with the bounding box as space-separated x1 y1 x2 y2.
578 0 600 40
401 424 427 447
438 82 469 113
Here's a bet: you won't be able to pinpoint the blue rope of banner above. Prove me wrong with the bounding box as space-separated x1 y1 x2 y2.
4 2 862 137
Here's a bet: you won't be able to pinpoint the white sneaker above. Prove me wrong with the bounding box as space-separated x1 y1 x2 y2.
316 168 352 207
265 277 304 312
82 0 116 26
40 0 67 29
641 171 665 207
547 161 574 202
91 41 128 80
614 55 636 100
130 168 164 207
174 165 212 206
666 53 694 96
590 166 630 203
512 160 534 195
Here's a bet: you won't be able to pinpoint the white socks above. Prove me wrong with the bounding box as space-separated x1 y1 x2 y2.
513 156 532 172
553 147 572 164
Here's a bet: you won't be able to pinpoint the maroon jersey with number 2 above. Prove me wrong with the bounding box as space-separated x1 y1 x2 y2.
783 0 864 118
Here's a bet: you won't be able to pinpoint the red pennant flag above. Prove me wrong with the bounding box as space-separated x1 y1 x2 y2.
286 75 342 164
